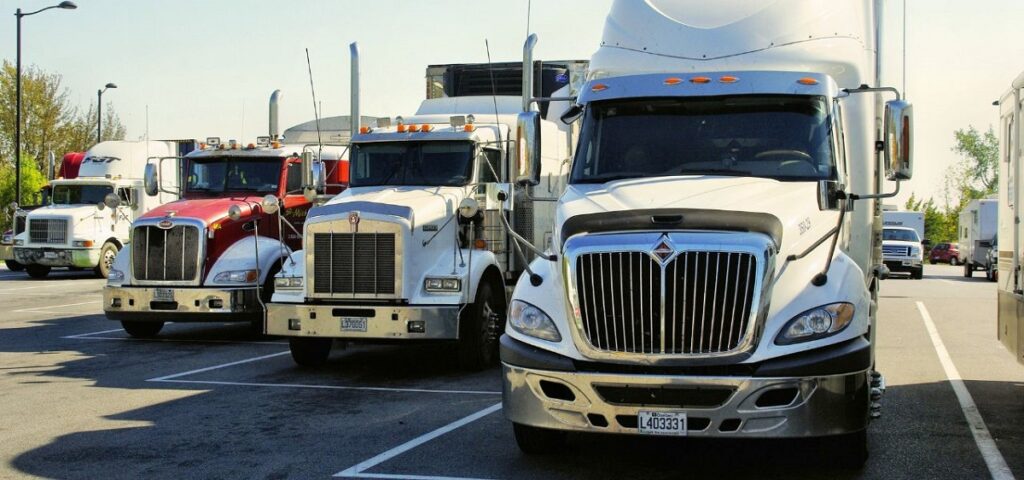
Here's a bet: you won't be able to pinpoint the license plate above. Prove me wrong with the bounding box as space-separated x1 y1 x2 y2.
43 251 57 259
637 411 687 436
340 317 368 332
902 260 912 266
153 288 175 302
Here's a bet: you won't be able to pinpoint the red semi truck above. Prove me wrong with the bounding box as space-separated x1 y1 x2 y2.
102 91 352 337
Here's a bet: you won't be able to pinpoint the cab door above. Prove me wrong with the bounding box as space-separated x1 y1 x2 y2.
279 158 310 250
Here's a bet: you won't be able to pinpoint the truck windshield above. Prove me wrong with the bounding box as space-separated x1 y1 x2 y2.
349 141 474 187
570 95 836 184
186 158 281 194
883 229 920 242
51 184 113 205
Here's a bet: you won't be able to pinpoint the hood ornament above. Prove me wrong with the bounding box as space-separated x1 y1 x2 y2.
651 235 675 263
348 211 360 232
157 219 174 229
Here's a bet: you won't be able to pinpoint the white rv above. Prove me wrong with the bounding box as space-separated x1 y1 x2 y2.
958 198 997 277
996 71 1024 366
266 44 586 369
13 141 191 278
500 0 912 467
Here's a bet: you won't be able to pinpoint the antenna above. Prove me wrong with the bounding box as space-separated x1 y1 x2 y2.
526 0 532 38
240 101 245 143
484 39 504 150
305 48 323 152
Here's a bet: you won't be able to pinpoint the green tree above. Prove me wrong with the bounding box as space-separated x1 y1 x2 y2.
904 193 955 243
947 125 999 201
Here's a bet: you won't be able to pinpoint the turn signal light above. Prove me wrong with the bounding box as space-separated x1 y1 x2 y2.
474 239 487 249
690 76 711 84
719 75 739 83
797 77 819 85
591 83 608 92
663 77 683 86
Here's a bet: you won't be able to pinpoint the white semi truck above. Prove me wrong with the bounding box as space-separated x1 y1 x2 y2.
500 0 913 466
958 198 997 277
996 71 1024 366
266 44 587 369
13 141 192 279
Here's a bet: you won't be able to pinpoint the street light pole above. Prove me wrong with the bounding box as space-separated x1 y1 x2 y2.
96 83 117 145
12 1 77 207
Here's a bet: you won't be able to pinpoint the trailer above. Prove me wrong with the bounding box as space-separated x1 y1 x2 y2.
500 0 913 466
958 198 997 277
996 71 1024 366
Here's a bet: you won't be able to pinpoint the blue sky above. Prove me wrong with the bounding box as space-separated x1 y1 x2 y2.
3 0 1024 205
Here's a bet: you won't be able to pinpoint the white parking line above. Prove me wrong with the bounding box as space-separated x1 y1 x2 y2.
916 301 1015 480
334 403 502 479
14 300 101 314
62 333 287 346
147 351 291 381
152 379 501 396
62 328 126 339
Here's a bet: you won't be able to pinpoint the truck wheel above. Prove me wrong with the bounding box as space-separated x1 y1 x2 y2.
94 242 119 279
912 267 923 280
4 260 24 271
25 264 50 279
513 423 566 454
458 281 504 371
289 337 332 367
963 262 972 278
121 321 164 338
828 429 868 469
950 257 958 266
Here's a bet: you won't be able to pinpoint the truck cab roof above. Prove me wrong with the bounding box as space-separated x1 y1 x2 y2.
185 144 347 161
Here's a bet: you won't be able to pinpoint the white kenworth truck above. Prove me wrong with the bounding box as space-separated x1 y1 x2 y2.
996 70 1024 366
267 45 587 369
500 0 914 466
13 140 191 279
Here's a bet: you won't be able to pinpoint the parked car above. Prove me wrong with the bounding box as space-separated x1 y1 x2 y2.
929 242 960 265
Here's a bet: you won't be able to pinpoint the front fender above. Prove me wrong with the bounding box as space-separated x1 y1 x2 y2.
206 235 290 286
506 256 583 358
107 244 132 287
413 248 500 305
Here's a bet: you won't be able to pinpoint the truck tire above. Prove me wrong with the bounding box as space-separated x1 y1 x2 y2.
4 260 24 271
912 267 923 280
949 257 959 266
963 262 972 278
986 265 997 282
25 264 50 279
95 241 119 279
828 429 868 469
457 281 504 371
121 321 164 338
513 423 566 454
289 337 332 367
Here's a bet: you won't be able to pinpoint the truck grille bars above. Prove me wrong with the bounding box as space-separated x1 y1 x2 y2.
571 241 762 356
881 245 910 257
28 219 68 244
132 225 200 281
312 233 396 295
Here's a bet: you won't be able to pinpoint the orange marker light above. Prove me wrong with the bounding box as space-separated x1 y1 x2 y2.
663 77 683 86
359 126 371 134
719 75 739 83
420 124 432 132
690 76 712 84
797 77 819 85
591 83 608 92
474 239 487 250
408 124 421 132
464 124 476 132
397 124 408 133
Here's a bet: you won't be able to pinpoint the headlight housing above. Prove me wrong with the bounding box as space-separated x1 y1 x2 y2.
214 269 258 283
424 277 461 292
508 300 561 342
910 246 920 256
775 303 854 345
14 239 24 246
274 276 303 289
107 268 125 282
2 233 12 244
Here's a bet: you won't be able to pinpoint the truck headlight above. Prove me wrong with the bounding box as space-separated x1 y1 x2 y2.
214 269 258 283
108 268 125 282
910 246 920 256
424 277 461 292
14 239 24 246
775 303 854 345
72 240 95 248
274 276 303 289
2 233 12 244
508 300 561 342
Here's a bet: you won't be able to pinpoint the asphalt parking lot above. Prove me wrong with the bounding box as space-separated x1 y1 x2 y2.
1 263 1022 479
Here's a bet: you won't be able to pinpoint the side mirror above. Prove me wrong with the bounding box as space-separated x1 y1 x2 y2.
261 194 280 215
817 180 842 211
559 104 583 125
312 161 326 192
515 111 542 187
883 99 913 181
144 164 159 196
103 193 121 209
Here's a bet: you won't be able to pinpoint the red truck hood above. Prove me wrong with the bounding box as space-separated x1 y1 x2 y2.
141 196 264 225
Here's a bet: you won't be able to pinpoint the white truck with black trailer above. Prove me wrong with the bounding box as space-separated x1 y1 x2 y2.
266 44 586 369
500 0 913 466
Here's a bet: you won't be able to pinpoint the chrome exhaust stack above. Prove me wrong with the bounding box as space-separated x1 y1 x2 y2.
269 89 282 141
350 42 360 137
522 34 537 112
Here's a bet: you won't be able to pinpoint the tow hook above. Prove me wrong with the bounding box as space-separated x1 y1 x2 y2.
869 370 885 419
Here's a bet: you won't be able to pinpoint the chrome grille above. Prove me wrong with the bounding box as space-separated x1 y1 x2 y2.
28 219 68 244
881 245 910 257
132 225 200 281
575 251 757 355
312 233 395 295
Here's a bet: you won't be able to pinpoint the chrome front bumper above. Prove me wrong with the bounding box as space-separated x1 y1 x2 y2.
502 364 869 438
103 285 260 322
265 302 460 340
14 246 99 268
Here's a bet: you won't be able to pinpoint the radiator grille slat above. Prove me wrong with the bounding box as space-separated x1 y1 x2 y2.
312 233 395 295
881 245 910 256
132 225 199 281
576 250 757 355
28 219 68 244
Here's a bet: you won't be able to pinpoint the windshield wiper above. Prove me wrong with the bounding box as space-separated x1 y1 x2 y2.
676 169 753 177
